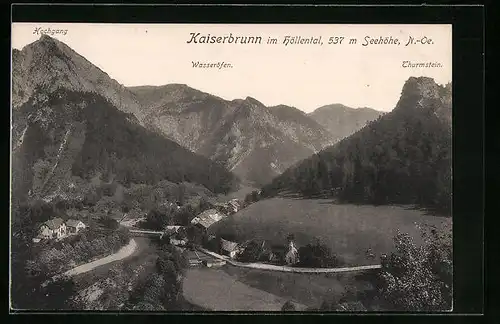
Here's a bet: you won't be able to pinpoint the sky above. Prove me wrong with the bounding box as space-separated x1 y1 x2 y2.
12 23 452 113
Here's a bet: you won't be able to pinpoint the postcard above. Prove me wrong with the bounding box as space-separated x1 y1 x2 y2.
11 22 452 312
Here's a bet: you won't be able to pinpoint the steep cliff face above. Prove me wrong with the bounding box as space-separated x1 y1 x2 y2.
200 98 323 186
12 35 143 120
393 77 452 125
130 86 334 186
131 84 237 152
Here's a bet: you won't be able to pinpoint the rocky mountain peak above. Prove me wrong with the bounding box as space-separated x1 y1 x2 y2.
243 96 266 108
397 77 445 107
394 77 452 124
26 34 68 59
402 76 441 95
39 34 56 42
12 36 143 119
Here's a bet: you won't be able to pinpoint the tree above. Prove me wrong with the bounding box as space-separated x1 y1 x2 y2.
250 190 259 202
100 215 119 230
144 208 169 231
176 183 186 206
174 227 188 241
281 300 296 312
155 243 188 309
116 227 130 245
40 277 78 310
198 196 213 213
297 242 338 268
11 256 78 311
174 205 196 226
374 227 452 311
237 240 263 263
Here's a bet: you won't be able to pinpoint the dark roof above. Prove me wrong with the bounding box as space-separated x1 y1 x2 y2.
220 238 239 252
66 219 84 228
42 218 65 230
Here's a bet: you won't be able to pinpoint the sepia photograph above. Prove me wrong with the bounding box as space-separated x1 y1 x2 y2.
10 22 452 312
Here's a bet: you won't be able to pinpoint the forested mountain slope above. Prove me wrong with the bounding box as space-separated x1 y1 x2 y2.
261 77 452 214
11 88 239 206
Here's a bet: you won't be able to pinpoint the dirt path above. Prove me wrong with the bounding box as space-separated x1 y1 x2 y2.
197 247 381 274
60 239 138 277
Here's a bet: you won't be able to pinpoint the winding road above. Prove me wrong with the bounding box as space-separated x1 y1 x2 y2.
50 239 138 282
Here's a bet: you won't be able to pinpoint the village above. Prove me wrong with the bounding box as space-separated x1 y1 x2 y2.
144 198 301 269
31 197 303 271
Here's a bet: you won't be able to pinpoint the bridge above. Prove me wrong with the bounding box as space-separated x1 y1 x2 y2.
129 229 164 238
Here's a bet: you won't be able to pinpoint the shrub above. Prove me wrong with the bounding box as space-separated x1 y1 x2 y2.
244 190 261 205
320 296 339 311
297 243 339 268
35 229 130 275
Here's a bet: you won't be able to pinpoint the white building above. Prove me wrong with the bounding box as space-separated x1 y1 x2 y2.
66 219 86 234
38 218 67 240
285 241 299 265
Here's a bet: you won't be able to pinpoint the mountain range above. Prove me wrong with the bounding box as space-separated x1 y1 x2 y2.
129 85 340 186
308 104 384 142
12 35 385 198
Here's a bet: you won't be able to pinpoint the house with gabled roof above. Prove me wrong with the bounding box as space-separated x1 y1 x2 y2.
190 209 226 230
66 219 86 234
38 218 67 239
220 238 242 259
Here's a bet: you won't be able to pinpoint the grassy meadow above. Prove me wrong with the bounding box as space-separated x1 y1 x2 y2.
221 265 378 310
211 197 452 266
